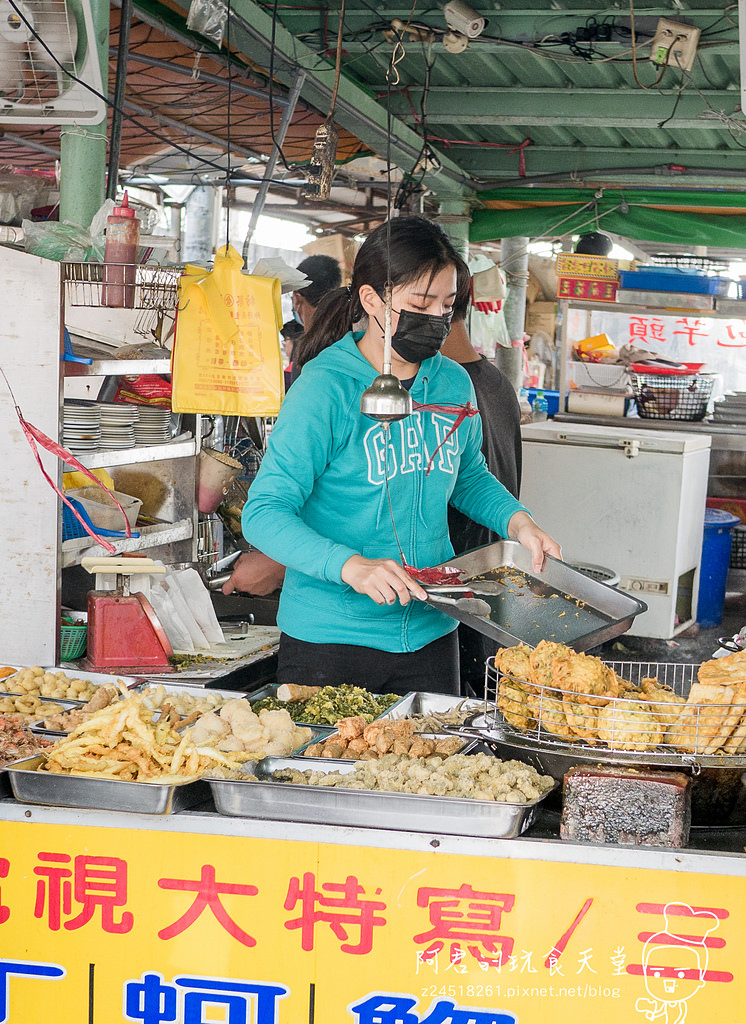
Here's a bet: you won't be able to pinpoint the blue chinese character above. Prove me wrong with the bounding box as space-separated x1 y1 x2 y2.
0 960 64 1023
175 976 288 1024
350 993 421 1024
124 972 178 1024
422 1000 516 1024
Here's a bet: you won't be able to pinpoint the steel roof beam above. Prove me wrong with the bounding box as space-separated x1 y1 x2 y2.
166 0 472 194
389 89 743 129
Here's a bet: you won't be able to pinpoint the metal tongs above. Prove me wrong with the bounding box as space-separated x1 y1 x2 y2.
421 580 503 617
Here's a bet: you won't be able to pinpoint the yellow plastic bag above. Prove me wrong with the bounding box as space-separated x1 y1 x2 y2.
171 245 284 415
63 468 115 491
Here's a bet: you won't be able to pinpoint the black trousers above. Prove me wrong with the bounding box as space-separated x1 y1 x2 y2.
277 630 460 695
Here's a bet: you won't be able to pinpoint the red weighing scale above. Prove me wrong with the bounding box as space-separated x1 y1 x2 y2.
81 556 174 674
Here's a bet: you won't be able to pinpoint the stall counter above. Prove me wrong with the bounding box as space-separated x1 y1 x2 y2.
2 798 744 1024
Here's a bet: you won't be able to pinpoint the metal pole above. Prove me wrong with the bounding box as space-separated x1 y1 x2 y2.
106 0 133 200
501 235 530 344
59 0 109 227
241 70 306 265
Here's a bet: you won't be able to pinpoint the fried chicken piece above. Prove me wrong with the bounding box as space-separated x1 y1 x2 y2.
434 736 463 756
495 644 533 686
337 716 367 740
390 719 415 738
526 692 576 742
596 699 663 752
362 722 385 745
347 736 369 754
303 741 326 757
374 726 395 754
408 737 434 758
640 677 686 728
562 697 598 741
392 737 415 755
528 640 572 691
554 650 619 706
320 741 346 758
497 681 535 732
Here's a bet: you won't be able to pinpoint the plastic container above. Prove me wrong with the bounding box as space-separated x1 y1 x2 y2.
102 192 140 308
526 387 560 418
518 388 533 425
618 269 729 296
65 486 142 532
697 509 741 627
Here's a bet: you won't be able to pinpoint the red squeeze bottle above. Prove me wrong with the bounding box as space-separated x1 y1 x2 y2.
103 191 140 308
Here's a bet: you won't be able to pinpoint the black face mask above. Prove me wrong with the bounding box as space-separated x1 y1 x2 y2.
389 308 453 364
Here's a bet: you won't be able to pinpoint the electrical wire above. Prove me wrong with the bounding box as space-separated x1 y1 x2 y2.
327 0 347 120
267 0 291 170
225 0 232 249
3 0 249 178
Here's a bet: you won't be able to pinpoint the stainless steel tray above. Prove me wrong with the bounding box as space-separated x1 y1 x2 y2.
294 731 466 758
6 755 210 814
429 541 647 651
377 692 487 726
134 682 249 702
207 756 557 838
247 684 403 728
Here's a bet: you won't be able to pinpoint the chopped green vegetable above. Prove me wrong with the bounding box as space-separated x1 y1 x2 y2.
251 685 401 725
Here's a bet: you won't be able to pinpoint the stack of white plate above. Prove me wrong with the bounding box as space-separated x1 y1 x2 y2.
63 400 101 454
134 406 172 445
96 402 139 449
711 392 746 425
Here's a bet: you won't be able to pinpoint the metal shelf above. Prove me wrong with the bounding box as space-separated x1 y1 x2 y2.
63 357 172 377
70 434 196 469
61 518 194 569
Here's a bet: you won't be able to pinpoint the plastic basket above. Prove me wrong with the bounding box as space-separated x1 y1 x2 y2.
630 371 715 421
60 622 87 660
567 361 629 390
731 525 746 570
62 498 140 542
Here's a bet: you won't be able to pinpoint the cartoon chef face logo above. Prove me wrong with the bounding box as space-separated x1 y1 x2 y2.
643 943 705 1003
635 903 719 1024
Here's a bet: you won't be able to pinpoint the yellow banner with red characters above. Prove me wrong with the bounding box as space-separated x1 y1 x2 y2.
0 818 743 1024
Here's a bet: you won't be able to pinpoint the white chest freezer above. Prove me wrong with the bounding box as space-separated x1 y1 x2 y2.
520 421 711 639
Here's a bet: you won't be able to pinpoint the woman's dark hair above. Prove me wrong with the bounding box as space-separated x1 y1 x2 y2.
296 216 470 369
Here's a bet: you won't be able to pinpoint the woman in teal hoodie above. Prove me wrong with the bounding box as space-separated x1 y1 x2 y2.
242 218 560 693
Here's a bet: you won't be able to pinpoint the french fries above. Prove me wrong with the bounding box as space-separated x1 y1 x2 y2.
41 694 246 783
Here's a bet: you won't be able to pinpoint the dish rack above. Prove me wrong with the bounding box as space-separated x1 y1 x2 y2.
483 659 746 768
629 369 715 421
63 262 180 309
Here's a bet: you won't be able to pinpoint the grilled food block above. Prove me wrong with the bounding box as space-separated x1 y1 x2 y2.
560 766 691 848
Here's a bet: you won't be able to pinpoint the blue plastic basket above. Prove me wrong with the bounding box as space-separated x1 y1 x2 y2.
62 497 140 542
618 268 729 295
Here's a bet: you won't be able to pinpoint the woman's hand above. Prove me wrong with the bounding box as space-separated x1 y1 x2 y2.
222 551 286 596
341 555 428 606
507 511 562 573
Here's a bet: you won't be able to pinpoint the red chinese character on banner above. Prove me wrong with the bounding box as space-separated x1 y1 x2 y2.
158 864 258 946
717 323 746 348
414 884 516 968
284 872 387 954
629 317 666 345
33 852 133 933
0 858 9 925
673 318 709 347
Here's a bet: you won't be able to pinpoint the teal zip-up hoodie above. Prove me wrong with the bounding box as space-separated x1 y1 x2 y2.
242 331 529 653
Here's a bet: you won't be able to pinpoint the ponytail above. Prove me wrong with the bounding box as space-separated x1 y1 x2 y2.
295 286 354 369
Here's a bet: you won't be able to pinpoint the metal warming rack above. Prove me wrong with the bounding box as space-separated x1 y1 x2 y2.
449 659 746 825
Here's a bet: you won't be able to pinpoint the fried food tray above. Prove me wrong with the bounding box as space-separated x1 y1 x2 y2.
377 693 487 725
247 684 402 729
207 756 556 839
5 755 210 814
429 541 646 651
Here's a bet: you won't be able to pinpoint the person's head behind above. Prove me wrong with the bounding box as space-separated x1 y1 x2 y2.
297 216 469 369
292 254 343 328
574 231 613 257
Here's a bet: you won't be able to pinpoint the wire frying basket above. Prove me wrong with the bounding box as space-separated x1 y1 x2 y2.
483 658 746 766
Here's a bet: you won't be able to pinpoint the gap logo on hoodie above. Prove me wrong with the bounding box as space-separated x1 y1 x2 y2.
363 412 460 484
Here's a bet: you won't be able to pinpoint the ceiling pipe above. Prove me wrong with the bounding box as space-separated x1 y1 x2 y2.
107 0 134 199
112 48 289 108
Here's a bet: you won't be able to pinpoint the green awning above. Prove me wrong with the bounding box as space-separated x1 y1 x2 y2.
471 187 746 248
